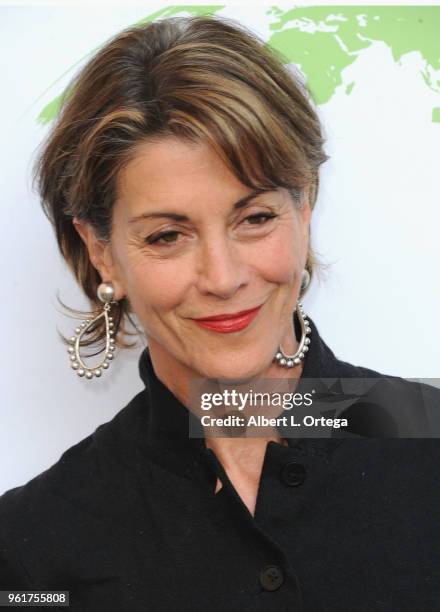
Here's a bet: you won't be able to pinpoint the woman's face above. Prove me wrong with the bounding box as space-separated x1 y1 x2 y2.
105 136 311 381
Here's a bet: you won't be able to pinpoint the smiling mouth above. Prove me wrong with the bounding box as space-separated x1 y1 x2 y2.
191 305 263 333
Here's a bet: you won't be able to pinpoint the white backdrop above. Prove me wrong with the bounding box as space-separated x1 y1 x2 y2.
1 3 439 495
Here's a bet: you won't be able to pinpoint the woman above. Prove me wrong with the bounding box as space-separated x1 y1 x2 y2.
1 15 439 611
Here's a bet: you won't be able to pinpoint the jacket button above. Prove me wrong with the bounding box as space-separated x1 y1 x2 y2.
280 461 306 487
259 565 284 591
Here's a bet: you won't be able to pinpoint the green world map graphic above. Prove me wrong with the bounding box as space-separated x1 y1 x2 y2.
38 5 440 125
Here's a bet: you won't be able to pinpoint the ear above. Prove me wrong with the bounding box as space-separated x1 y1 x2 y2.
295 189 312 271
300 185 312 221
295 188 312 247
300 198 312 226
73 217 125 300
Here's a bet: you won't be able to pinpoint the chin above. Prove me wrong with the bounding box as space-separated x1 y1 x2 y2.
195 354 270 383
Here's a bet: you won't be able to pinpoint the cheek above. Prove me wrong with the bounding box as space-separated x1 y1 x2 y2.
254 225 304 285
124 259 193 314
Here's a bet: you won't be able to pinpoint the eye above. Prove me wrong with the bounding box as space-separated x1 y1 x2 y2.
243 212 277 225
145 230 181 245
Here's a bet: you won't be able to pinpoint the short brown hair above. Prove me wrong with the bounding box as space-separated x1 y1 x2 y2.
33 14 328 351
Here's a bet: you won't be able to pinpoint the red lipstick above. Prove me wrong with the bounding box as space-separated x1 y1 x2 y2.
192 305 262 333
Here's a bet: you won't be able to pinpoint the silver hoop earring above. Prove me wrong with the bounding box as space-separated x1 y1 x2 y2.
67 282 117 380
273 300 311 368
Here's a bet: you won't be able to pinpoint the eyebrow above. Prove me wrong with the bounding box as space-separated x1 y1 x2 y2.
128 188 272 224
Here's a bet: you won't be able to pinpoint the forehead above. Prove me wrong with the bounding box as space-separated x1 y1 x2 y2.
116 136 245 207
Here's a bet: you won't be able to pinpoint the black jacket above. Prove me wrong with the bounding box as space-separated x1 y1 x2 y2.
1 316 439 611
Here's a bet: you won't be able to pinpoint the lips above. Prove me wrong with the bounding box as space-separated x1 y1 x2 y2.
191 305 262 333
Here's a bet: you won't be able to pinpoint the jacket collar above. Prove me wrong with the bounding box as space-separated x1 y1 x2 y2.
138 312 347 461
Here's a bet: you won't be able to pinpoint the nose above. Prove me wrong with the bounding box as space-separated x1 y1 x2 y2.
195 234 249 299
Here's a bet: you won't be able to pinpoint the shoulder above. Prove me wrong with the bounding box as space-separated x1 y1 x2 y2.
0 389 149 587
324 351 440 437
315 328 440 399
306 329 440 437
335 353 440 402
0 388 149 514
